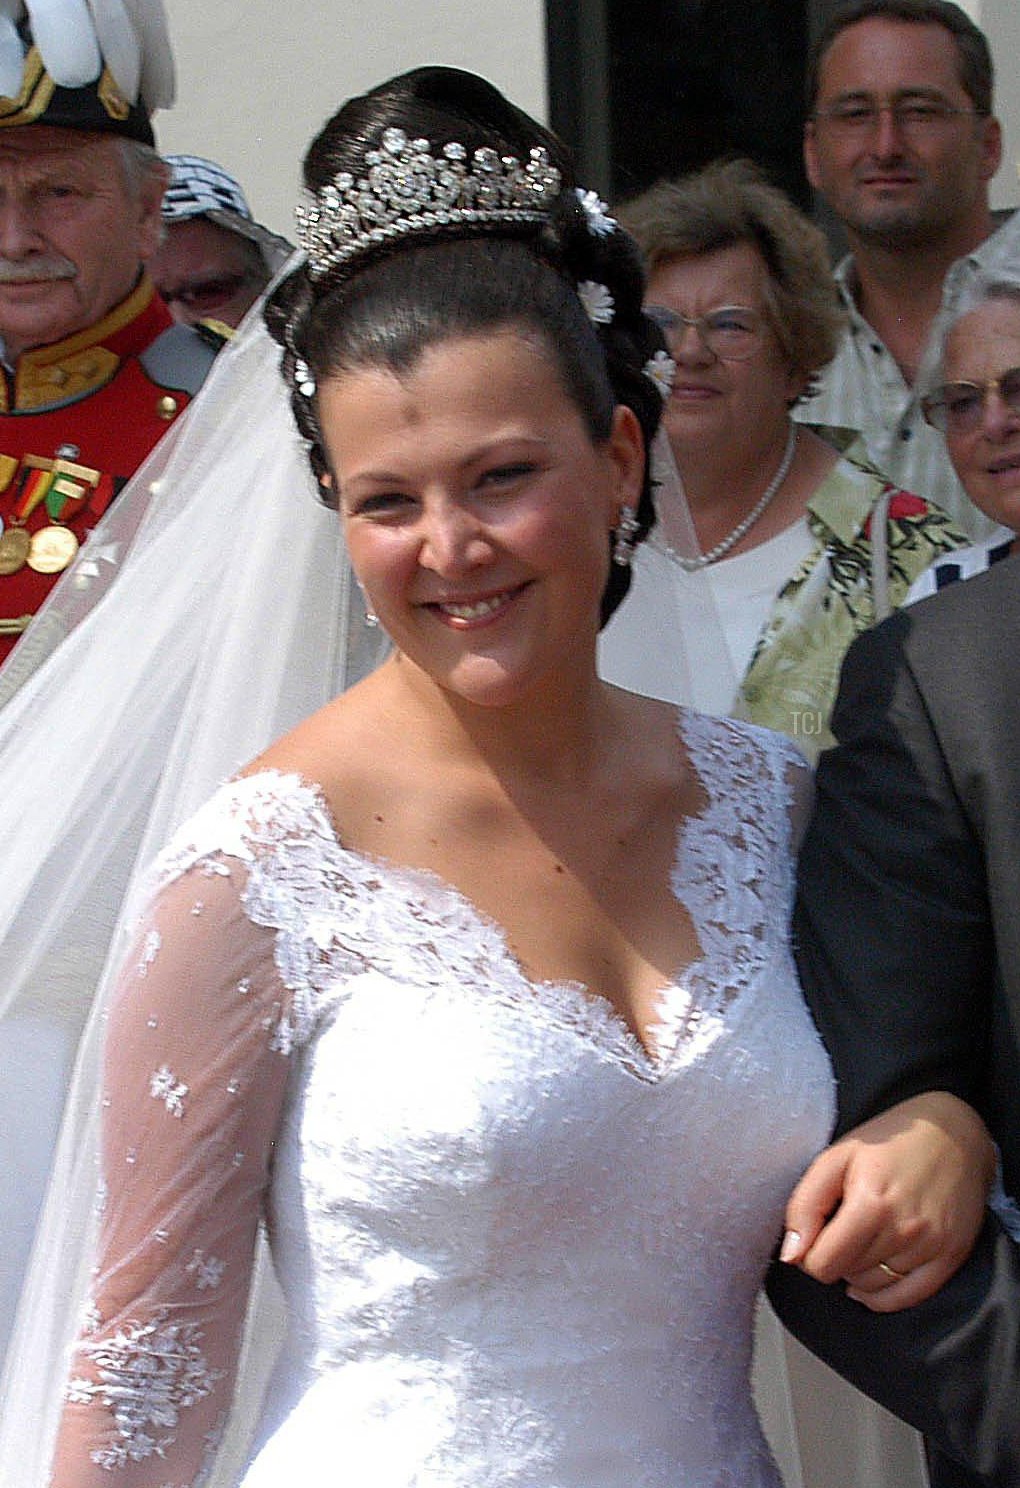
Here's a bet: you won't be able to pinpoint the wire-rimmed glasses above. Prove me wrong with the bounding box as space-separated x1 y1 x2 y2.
921 367 1020 434
812 95 981 138
643 304 765 362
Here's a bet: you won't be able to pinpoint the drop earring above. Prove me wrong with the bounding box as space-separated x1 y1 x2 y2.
612 506 640 567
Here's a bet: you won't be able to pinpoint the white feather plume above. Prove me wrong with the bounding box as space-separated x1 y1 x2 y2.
0 0 174 112
21 0 102 87
106 0 174 111
0 1 26 101
83 0 141 101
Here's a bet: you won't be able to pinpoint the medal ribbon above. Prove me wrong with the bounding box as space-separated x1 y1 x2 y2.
6 455 101 523
11 463 53 521
46 473 88 520
44 457 100 520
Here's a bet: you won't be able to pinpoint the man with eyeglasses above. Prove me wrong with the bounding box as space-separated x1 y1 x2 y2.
796 0 1016 543
152 155 292 332
0 4 223 666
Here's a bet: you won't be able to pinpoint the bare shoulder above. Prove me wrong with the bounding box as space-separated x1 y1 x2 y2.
606 682 682 737
241 670 396 808
605 685 706 805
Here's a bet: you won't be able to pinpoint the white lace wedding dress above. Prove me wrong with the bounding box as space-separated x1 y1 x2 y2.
53 709 834 1487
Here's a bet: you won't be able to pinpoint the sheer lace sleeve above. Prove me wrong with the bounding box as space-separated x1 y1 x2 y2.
782 736 814 857
49 854 294 1486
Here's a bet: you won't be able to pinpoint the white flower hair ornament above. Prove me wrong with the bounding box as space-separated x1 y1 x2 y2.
575 188 616 237
577 281 615 326
294 357 316 398
643 349 676 400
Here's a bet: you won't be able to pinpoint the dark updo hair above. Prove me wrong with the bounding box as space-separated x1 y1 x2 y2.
265 66 666 625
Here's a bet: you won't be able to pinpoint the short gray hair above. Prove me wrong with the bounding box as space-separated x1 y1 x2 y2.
924 273 1020 392
117 139 169 200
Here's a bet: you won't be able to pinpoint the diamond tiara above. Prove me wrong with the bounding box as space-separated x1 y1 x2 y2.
295 126 564 280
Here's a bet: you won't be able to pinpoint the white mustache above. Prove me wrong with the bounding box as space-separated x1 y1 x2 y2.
0 257 76 283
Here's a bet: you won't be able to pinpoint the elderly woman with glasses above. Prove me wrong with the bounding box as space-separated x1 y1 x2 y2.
908 276 1020 600
598 157 968 761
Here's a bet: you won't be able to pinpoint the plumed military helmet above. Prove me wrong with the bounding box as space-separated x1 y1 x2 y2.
0 0 175 144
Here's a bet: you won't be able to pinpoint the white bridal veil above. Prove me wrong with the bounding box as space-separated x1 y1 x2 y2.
0 278 388 1483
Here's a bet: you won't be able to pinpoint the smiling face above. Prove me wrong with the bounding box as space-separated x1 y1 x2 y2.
804 18 1000 252
0 127 164 358
645 242 804 455
940 298 1020 534
317 330 643 709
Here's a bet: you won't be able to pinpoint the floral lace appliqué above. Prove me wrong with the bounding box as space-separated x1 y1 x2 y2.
150 1065 189 1118
137 928 161 978
593 709 805 1069
68 1314 223 1469
672 711 801 1015
187 1250 226 1290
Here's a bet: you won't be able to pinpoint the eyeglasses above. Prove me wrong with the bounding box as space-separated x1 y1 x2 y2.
159 272 253 314
922 367 1020 433
812 97 980 138
644 304 765 361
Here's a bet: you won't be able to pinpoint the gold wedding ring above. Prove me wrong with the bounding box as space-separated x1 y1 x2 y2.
878 1261 907 1281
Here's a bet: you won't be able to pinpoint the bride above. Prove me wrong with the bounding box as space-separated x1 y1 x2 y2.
27 66 990 1487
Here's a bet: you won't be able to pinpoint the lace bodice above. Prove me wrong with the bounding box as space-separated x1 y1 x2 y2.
52 710 834 1487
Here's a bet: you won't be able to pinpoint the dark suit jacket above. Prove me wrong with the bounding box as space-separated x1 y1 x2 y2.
766 556 1020 1484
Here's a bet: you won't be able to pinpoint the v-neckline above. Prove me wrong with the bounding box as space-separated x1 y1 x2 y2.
337 842 702 1079
227 709 786 1085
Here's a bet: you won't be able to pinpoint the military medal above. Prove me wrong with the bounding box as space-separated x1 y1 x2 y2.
0 457 53 576
27 524 79 573
0 525 31 574
0 450 102 581
0 451 101 578
29 457 99 570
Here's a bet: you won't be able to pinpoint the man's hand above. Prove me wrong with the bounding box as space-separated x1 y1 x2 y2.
779 1092 996 1311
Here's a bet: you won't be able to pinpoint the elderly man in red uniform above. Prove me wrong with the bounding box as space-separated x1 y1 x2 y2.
0 4 219 660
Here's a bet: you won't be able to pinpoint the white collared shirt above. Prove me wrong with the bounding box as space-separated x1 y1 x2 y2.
794 209 1020 542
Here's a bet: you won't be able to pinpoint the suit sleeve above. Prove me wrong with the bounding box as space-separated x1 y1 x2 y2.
767 1217 1020 1484
793 612 994 1133
770 612 1020 1483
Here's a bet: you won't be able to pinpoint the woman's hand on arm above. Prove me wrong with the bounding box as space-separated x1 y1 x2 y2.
779 1091 996 1312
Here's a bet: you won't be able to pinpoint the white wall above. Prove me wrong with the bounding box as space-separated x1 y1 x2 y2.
157 0 548 239
156 1 1020 233
976 3 1020 212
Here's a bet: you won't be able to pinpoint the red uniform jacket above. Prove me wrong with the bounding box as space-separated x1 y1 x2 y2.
0 277 219 660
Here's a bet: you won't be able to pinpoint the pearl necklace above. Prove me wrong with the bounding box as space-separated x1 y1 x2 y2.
674 422 798 572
